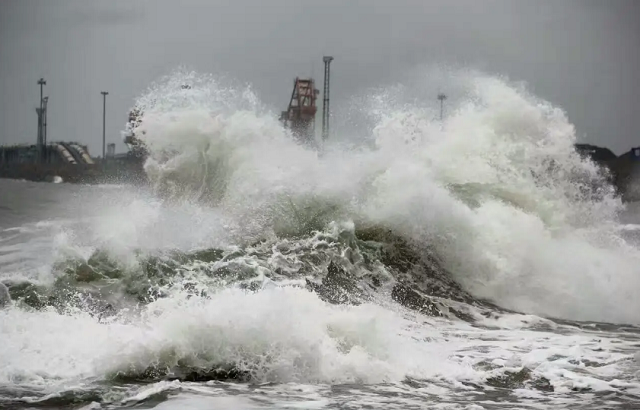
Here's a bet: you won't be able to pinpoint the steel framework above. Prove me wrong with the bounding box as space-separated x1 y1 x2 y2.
280 77 319 145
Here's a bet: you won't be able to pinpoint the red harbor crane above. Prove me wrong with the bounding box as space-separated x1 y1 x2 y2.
280 77 319 145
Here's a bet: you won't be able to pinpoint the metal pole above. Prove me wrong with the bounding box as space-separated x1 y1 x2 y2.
322 56 334 142
437 93 447 121
42 96 48 145
36 108 42 161
38 78 45 116
37 78 46 162
101 91 108 159
42 97 49 163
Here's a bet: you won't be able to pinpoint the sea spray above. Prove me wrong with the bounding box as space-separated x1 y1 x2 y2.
125 67 640 324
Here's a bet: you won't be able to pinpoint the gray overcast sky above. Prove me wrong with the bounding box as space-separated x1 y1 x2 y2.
0 0 639 155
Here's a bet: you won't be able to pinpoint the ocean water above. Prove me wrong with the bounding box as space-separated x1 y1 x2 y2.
1 68 639 409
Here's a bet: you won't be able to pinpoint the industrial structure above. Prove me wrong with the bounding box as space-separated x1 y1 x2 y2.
279 78 319 145
125 57 334 155
278 56 334 147
1 77 101 167
0 77 145 184
1 77 91 166
1 57 336 183
0 142 94 166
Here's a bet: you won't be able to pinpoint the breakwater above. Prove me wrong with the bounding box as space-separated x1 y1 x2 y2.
0 157 146 185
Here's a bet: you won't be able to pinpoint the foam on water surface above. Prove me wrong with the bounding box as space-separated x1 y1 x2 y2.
1 286 639 408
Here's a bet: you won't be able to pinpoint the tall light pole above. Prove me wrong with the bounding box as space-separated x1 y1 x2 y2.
38 78 46 114
437 93 447 121
35 107 43 161
322 56 334 142
101 91 108 160
37 78 46 162
42 96 49 146
42 96 49 162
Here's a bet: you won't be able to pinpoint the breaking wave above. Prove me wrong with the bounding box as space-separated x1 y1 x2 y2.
126 67 640 324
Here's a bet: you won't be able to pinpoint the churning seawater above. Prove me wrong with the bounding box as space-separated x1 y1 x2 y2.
1 68 640 409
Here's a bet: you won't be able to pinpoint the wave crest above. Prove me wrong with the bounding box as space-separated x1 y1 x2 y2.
117 67 640 325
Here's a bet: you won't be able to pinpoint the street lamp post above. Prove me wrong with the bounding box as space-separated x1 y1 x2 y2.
38 78 46 113
42 96 49 146
101 91 108 160
35 107 43 161
437 93 447 121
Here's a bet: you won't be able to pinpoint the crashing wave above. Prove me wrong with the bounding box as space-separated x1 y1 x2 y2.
2 68 640 408
54 67 639 327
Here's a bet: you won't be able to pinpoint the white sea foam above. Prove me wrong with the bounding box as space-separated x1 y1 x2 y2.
0 286 637 406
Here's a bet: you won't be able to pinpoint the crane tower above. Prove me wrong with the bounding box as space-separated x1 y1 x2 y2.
279 77 319 146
